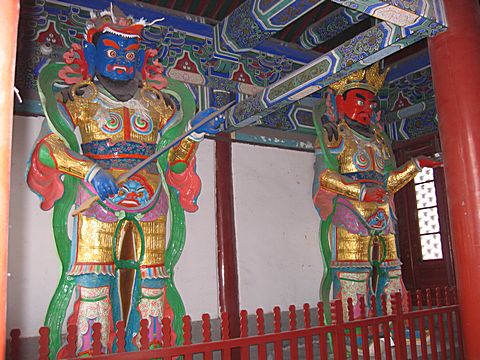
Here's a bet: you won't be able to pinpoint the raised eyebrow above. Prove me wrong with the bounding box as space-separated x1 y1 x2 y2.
355 93 366 101
102 39 120 50
125 43 140 51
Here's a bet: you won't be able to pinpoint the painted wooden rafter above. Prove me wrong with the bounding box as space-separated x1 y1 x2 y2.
297 7 368 49
213 0 326 60
330 0 446 35
225 14 446 130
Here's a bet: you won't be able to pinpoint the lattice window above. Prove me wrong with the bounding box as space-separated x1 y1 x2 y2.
414 167 443 260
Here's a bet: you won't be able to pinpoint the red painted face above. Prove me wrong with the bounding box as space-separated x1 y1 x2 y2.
337 89 377 125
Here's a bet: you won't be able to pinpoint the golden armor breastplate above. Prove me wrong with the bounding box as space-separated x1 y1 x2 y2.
65 81 174 145
337 125 390 179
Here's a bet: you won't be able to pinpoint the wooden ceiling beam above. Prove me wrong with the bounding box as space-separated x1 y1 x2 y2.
224 21 438 130
330 0 446 36
297 7 367 49
213 0 326 61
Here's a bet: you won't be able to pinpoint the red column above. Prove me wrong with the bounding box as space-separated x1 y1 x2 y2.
0 1 19 357
428 0 480 358
215 134 240 337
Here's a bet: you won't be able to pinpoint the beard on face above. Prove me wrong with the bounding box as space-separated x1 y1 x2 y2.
96 72 141 102
344 115 374 138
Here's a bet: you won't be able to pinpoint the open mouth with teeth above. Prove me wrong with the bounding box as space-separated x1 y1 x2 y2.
118 198 140 207
107 64 133 74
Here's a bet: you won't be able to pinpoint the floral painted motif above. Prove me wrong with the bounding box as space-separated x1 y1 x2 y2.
77 286 112 351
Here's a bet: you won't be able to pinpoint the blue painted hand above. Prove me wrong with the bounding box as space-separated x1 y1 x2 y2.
91 168 119 200
190 107 226 136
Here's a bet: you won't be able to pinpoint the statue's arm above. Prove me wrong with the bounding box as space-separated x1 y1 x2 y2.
168 136 199 174
167 107 225 173
37 133 97 180
319 168 365 200
36 98 118 200
386 159 421 194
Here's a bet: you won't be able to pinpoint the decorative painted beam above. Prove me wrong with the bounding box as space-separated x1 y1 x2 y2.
330 0 446 36
213 0 326 60
16 0 322 114
298 7 368 49
383 98 436 124
385 105 438 141
226 21 428 129
231 126 316 150
385 48 430 81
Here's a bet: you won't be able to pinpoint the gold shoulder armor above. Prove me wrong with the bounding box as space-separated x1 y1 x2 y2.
140 85 175 128
65 80 99 126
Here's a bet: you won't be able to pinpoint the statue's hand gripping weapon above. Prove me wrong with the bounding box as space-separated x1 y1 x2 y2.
72 101 235 216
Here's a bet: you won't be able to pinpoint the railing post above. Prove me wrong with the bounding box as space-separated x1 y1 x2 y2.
273 306 282 360
38 327 50 360
9 329 20 360
332 299 346 360
256 308 267 359
65 324 77 357
139 318 149 351
115 321 126 353
392 292 407 359
303 303 313 360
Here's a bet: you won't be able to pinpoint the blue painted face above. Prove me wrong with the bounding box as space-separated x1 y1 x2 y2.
110 179 150 207
94 32 140 81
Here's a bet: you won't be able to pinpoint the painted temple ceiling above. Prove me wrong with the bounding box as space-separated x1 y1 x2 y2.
15 0 446 148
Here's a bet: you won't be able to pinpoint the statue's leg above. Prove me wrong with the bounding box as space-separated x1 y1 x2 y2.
333 269 371 320
127 216 169 349
66 215 118 355
333 226 372 320
66 275 116 355
376 233 406 314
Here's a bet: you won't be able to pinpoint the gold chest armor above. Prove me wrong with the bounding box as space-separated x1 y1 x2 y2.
336 124 391 177
65 81 174 145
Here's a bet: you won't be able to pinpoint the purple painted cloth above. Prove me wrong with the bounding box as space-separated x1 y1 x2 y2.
77 181 169 222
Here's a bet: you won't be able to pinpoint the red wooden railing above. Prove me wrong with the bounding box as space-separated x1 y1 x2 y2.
9 287 463 359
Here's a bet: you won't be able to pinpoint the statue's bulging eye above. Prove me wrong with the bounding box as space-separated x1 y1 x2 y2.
126 52 136 61
107 49 117 58
357 100 364 106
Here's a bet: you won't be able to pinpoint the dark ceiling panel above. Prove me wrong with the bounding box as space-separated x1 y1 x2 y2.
141 0 246 21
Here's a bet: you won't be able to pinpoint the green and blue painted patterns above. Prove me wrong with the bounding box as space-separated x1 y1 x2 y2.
214 0 323 57
253 0 325 30
266 57 331 103
266 22 403 104
298 8 368 50
226 19 433 130
330 0 446 35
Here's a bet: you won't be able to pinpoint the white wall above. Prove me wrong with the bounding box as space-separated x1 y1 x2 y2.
232 143 322 313
7 115 323 337
7 116 60 338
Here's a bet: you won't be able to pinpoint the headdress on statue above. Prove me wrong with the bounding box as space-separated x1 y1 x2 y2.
85 4 164 42
329 63 389 96
59 4 167 89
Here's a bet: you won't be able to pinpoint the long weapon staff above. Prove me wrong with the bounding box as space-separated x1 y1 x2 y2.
72 101 235 216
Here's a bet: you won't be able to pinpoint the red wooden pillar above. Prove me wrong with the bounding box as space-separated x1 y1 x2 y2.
0 1 19 358
215 134 240 337
428 0 480 358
